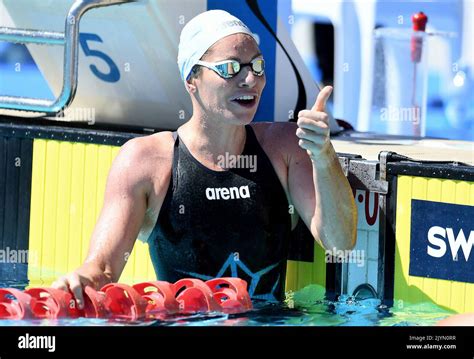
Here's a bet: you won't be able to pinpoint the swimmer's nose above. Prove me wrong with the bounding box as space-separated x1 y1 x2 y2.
238 66 258 88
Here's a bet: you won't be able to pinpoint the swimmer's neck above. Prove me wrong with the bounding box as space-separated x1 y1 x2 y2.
178 115 247 163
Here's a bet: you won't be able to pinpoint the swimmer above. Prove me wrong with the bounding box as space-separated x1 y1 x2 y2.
53 10 357 306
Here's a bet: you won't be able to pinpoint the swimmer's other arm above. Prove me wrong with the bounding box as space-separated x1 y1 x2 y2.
287 86 357 251
52 138 151 308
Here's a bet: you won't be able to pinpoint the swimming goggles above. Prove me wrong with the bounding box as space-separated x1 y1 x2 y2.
195 57 265 79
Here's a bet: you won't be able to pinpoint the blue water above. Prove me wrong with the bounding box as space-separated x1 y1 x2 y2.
0 285 453 327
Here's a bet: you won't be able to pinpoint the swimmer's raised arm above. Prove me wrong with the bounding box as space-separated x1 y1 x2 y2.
52 135 166 308
286 86 357 251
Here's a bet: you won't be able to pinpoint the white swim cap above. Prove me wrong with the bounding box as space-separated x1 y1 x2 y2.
177 10 257 83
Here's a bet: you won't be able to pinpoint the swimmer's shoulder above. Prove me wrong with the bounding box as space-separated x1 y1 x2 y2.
116 131 175 190
120 131 175 167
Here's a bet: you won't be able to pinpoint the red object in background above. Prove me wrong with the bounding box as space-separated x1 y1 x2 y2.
410 11 428 136
0 277 253 321
412 11 428 31
411 11 428 62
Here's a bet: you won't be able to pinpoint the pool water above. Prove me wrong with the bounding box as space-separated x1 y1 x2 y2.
0 285 453 326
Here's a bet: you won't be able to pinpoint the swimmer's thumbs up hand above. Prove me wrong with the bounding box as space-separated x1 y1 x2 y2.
312 85 332 112
296 86 333 161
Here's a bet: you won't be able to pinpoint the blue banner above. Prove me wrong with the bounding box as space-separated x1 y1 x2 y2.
409 200 474 283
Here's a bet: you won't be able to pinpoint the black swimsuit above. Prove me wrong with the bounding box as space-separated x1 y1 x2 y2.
147 124 292 301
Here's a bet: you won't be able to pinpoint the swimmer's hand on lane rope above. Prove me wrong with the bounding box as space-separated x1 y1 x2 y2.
51 264 111 310
296 86 333 161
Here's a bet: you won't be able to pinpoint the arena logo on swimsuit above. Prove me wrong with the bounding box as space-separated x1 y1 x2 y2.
409 200 474 284
205 185 250 200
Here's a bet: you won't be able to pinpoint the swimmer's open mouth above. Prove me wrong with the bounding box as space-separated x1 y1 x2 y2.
231 95 257 108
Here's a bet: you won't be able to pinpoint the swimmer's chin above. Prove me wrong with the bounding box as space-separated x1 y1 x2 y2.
228 106 260 124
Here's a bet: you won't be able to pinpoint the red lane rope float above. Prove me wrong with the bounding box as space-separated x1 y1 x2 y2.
206 278 252 311
101 283 148 320
173 278 222 313
25 288 81 319
0 278 253 320
0 288 35 319
82 286 108 318
132 281 179 314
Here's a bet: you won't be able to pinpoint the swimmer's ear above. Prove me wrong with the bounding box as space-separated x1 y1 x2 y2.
185 79 197 94
185 66 200 94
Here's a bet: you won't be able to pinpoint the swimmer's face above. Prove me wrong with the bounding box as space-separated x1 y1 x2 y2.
189 33 266 125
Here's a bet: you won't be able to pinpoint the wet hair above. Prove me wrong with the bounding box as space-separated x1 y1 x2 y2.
188 65 202 80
